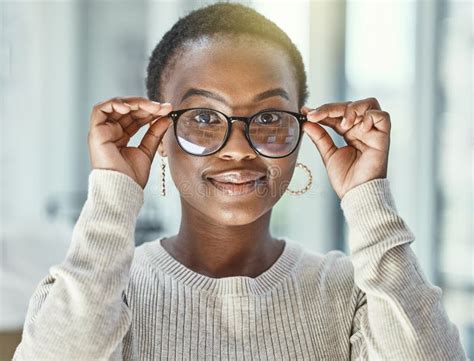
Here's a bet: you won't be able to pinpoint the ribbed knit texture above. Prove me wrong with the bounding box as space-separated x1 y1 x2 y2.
13 169 467 360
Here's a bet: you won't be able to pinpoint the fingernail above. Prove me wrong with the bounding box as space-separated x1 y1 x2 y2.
341 117 347 128
124 102 139 111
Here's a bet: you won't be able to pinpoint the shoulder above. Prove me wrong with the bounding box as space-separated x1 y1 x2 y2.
131 238 162 272
117 240 165 310
295 242 353 276
126 238 165 288
294 243 357 294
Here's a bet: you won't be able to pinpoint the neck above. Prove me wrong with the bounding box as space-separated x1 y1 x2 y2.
162 197 283 279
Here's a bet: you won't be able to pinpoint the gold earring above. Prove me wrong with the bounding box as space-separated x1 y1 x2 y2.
286 162 313 195
160 157 166 196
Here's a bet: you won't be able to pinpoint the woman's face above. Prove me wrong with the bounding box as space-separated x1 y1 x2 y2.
158 35 302 226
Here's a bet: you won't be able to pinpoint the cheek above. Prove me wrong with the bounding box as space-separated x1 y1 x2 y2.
161 127 207 199
166 152 206 198
266 159 297 196
167 157 193 196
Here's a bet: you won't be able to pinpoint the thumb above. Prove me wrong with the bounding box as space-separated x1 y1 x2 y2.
303 121 338 167
138 113 172 164
300 105 314 115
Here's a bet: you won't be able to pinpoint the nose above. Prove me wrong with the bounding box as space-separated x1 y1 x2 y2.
217 119 257 161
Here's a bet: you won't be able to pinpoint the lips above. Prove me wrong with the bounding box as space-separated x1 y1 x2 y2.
206 170 267 184
205 169 268 196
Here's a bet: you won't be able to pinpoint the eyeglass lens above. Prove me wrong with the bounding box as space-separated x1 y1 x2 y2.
175 109 300 157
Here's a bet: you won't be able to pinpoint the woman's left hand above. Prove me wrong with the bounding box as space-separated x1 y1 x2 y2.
301 97 391 200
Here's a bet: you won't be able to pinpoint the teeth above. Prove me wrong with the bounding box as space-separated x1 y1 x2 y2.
224 181 254 185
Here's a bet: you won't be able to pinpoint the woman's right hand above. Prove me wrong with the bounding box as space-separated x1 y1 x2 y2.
88 96 172 189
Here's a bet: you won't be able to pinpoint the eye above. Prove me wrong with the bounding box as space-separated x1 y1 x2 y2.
193 110 222 124
255 112 281 125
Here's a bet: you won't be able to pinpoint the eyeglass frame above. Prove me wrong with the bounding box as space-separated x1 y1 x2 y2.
166 107 308 159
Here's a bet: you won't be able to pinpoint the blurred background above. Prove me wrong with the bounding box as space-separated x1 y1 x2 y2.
1 0 472 359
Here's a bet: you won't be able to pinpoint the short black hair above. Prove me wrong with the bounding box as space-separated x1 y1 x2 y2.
145 2 309 109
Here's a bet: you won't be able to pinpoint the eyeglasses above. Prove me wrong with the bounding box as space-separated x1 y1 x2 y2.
167 107 307 158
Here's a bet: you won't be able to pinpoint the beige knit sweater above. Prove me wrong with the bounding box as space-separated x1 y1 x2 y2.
13 169 467 360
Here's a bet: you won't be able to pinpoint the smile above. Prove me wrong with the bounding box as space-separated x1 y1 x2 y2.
208 178 267 196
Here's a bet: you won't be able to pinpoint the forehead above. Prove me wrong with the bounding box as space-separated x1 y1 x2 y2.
162 35 298 108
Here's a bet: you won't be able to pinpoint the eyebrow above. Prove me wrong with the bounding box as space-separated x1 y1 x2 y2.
179 87 290 105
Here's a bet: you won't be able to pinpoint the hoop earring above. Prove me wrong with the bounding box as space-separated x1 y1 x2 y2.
286 162 313 195
160 157 166 196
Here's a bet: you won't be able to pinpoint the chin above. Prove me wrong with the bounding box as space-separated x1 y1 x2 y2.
208 210 263 226
204 199 272 225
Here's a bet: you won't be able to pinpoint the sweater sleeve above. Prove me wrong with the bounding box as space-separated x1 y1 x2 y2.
13 169 144 361
340 178 467 360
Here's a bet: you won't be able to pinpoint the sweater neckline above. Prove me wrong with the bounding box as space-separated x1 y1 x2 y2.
143 236 302 296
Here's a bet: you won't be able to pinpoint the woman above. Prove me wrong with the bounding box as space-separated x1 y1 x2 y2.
14 3 466 360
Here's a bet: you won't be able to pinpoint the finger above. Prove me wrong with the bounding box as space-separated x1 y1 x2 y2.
91 98 129 127
354 115 364 126
315 116 345 134
342 97 381 130
138 115 172 163
124 104 155 122
114 104 157 134
109 101 132 121
125 103 172 138
303 105 348 136
89 120 124 146
309 113 368 151
120 96 165 114
359 110 391 134
115 112 135 131
118 96 167 125
317 114 387 153
302 121 338 167
136 101 166 115
306 101 352 123
128 109 156 126
99 99 131 122
90 97 162 128
361 111 375 132
300 105 315 115
109 99 132 115
137 104 173 160
370 110 391 134
311 114 367 141
115 127 133 148
123 98 172 124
